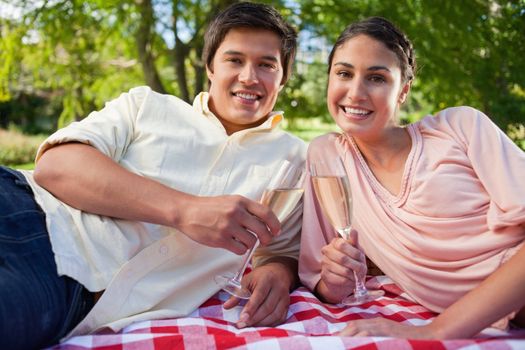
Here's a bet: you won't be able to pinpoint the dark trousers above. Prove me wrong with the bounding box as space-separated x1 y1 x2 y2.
0 166 94 350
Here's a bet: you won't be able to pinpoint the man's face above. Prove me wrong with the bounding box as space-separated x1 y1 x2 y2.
206 27 284 135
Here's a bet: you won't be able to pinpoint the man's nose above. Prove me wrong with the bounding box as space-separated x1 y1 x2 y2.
239 64 259 85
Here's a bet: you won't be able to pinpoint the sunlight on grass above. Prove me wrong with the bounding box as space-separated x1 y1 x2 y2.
0 128 45 167
283 117 340 142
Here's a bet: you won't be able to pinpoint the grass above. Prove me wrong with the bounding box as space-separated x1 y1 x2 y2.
283 117 339 142
0 128 46 168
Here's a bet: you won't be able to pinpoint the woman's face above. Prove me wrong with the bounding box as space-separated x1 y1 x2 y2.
327 34 410 140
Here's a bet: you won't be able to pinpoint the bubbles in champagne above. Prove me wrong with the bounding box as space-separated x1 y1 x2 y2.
261 188 304 223
312 175 352 231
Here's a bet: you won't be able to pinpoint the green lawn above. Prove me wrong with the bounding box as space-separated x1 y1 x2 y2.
284 117 339 142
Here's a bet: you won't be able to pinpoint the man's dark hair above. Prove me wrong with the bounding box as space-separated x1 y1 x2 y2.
203 2 297 84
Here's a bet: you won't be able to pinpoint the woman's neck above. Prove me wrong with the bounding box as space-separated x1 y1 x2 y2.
352 126 412 173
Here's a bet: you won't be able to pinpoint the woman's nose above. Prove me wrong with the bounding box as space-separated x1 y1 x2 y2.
346 78 367 101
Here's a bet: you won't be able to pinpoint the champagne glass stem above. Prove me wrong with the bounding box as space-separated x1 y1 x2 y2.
337 227 369 297
353 274 368 297
231 236 260 284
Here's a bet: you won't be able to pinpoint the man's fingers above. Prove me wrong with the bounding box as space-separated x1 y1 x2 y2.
244 201 281 243
229 229 258 253
236 279 272 328
223 295 241 310
252 295 288 326
227 236 252 255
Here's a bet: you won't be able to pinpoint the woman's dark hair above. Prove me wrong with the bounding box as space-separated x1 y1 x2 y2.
203 2 297 84
328 17 416 83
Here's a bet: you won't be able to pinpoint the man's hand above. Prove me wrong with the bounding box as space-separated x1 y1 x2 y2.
223 257 297 327
176 195 281 255
316 230 367 304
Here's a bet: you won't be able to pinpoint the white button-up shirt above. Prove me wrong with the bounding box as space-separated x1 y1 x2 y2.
20 86 306 337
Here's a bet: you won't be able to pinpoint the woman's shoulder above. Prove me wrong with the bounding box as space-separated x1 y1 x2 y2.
308 132 347 155
418 106 489 130
415 106 497 140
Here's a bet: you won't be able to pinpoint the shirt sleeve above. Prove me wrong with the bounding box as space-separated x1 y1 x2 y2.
437 106 525 232
35 86 151 162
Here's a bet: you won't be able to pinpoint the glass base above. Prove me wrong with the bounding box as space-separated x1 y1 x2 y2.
214 275 251 299
341 289 384 306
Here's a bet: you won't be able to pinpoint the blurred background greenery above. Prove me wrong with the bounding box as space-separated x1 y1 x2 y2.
1 0 524 168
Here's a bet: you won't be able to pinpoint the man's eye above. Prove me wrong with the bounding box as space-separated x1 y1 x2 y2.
261 62 276 69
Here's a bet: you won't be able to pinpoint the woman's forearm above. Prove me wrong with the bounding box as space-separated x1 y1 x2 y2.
429 243 525 338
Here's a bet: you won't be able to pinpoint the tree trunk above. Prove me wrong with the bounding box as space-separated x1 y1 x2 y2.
135 0 166 94
194 42 205 95
171 0 190 102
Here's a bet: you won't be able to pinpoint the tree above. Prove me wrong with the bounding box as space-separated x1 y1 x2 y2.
0 0 523 149
0 0 246 130
296 0 525 131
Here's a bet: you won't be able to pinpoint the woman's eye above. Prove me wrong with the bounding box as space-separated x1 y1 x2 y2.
369 75 386 83
336 71 351 78
227 58 241 64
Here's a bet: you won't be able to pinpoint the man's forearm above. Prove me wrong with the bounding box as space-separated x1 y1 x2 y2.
34 142 183 226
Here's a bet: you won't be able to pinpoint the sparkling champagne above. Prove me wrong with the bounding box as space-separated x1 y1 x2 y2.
312 175 352 235
261 188 304 223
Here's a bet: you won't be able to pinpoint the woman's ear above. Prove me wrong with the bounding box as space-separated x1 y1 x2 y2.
206 64 214 80
398 80 412 104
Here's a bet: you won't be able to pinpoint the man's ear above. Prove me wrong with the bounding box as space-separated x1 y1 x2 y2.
398 80 412 104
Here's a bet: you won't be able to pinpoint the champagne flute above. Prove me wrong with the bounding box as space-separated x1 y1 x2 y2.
310 156 383 305
216 162 304 299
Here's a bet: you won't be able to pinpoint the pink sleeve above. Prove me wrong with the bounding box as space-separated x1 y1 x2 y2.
438 107 525 231
298 134 341 292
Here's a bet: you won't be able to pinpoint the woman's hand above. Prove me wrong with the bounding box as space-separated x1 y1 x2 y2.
315 230 367 304
339 318 439 339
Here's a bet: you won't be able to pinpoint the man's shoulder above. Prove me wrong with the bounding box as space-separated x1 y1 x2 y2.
270 128 308 152
126 86 191 107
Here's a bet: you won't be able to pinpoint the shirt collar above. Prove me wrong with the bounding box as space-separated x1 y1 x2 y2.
193 92 284 133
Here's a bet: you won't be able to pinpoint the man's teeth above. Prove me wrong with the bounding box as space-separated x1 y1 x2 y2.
236 93 258 100
344 107 369 115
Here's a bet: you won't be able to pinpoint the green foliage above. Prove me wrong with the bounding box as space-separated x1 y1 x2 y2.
0 0 523 149
283 116 339 142
295 0 525 148
0 127 46 166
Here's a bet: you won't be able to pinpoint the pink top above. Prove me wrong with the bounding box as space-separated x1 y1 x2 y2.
299 106 525 313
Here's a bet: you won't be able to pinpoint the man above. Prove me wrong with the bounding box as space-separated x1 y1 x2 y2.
0 2 306 349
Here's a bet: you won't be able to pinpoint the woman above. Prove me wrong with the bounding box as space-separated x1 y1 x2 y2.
299 17 525 339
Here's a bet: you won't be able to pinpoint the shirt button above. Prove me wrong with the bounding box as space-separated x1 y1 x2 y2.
159 244 169 255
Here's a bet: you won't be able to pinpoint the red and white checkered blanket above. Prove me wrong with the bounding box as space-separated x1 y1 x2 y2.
51 276 525 349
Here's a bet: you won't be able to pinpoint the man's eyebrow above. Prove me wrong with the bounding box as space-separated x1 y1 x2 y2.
223 50 243 56
333 62 391 72
223 50 279 62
